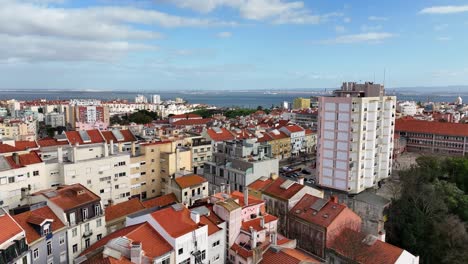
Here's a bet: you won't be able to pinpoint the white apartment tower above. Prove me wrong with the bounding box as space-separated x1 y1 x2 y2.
316 82 396 194
152 94 161 104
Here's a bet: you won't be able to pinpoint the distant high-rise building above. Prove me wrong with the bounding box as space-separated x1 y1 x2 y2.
175 97 184 104
293 97 311 109
316 82 395 194
152 94 161 104
282 101 289 109
135 94 148 104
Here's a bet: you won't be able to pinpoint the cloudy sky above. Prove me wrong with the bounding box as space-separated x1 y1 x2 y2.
1 0 467 90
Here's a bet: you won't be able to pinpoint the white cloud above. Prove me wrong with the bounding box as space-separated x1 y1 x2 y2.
335 25 345 33
436 36 452 41
420 5 468 14
321 32 395 44
434 24 448 31
217 31 232 38
361 24 383 32
0 0 237 63
368 16 388 21
163 0 341 24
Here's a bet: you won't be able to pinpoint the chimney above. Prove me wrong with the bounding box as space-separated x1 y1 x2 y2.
260 216 265 228
297 176 304 185
378 230 386 242
244 187 249 206
330 195 338 204
12 153 20 165
103 142 109 157
130 241 142 264
57 147 63 163
270 232 277 246
131 141 136 157
190 211 200 224
270 173 278 180
109 140 114 155
250 227 257 249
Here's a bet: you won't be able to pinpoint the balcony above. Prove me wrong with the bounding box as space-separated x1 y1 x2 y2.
83 230 93 238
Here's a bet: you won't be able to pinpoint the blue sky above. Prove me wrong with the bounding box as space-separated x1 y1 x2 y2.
0 0 467 91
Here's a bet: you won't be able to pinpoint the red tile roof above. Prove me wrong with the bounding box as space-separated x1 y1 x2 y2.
241 214 277 232
66 130 105 145
230 191 264 207
101 130 137 144
37 137 69 147
0 144 19 154
260 248 322 264
105 198 146 223
80 223 172 259
0 210 24 245
12 206 66 244
199 215 221 235
206 127 235 142
14 140 38 150
35 184 100 211
262 178 304 201
172 118 212 126
266 130 289 140
248 178 274 191
290 194 346 228
329 228 404 264
151 205 199 238
170 113 202 119
282 125 304 133
395 119 468 137
4 152 43 169
175 174 207 189
142 193 178 209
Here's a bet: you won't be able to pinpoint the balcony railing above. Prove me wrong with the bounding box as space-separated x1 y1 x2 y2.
83 230 93 238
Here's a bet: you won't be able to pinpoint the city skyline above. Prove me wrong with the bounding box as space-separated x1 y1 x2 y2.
1 0 468 90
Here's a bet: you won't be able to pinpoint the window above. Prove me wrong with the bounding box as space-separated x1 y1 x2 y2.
161 258 170 264
33 170 39 176
60 251 67 263
178 248 183 255
96 219 102 227
0 177 6 185
201 250 206 260
87 179 92 185
212 240 220 247
8 176 15 183
85 238 90 248
85 223 90 232
184 191 188 196
180 258 190 264
47 241 52 255
33 249 39 259
72 244 78 253
59 234 65 245
82 208 88 220
95 204 101 216
97 234 102 240
72 228 77 237
43 224 50 235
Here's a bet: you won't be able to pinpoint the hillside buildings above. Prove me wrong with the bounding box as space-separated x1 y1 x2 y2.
316 82 396 194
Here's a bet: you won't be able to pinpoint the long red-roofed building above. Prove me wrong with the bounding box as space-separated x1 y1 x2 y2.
395 118 468 156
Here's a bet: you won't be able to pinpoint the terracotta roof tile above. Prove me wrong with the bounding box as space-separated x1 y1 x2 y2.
199 215 221 236
172 118 212 126
241 214 277 232
80 223 172 259
170 113 202 119
260 248 322 264
37 137 69 147
395 119 468 137
329 228 404 264
151 205 199 238
206 128 235 142
262 178 304 201
105 198 146 223
66 130 104 145
4 152 43 169
0 144 19 154
175 174 207 189
12 206 66 244
290 194 346 228
248 178 274 191
282 125 304 133
35 184 100 211
230 191 264 207
0 210 24 245
142 193 178 209
14 140 38 150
